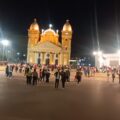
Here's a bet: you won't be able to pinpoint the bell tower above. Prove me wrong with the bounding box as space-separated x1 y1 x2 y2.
62 20 72 65
28 18 40 48
27 18 40 63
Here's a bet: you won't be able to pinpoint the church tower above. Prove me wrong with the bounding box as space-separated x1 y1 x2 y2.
27 18 40 63
62 20 72 65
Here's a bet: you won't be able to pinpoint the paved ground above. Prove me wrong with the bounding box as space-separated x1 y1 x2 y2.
0 72 120 120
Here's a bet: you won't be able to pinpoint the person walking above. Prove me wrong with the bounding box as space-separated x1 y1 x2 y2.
60 69 66 88
76 69 82 84
54 69 61 88
32 69 38 85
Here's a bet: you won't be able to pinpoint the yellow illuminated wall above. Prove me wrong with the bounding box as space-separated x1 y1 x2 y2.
41 29 59 45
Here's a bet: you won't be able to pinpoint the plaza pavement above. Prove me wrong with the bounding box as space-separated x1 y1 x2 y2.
0 71 120 120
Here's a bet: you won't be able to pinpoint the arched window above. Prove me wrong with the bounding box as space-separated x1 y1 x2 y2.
47 53 50 58
55 59 58 65
38 53 41 57
56 54 58 58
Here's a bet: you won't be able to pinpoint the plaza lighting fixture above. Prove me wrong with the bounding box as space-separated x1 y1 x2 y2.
1 40 10 46
98 51 102 55
93 51 97 55
23 54 26 57
93 51 102 56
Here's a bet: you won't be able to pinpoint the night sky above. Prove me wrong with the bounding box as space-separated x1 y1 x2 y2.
0 0 120 57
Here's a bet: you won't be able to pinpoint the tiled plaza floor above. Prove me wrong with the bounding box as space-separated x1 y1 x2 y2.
0 72 120 120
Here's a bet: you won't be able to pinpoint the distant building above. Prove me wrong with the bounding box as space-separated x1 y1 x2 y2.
27 19 72 65
95 53 120 68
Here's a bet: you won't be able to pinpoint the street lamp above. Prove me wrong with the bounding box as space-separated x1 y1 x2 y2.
23 54 26 57
93 51 102 56
93 51 97 55
17 52 20 56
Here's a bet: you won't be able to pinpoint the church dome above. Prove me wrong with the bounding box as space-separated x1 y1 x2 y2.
43 28 57 36
62 20 72 32
30 18 39 31
41 27 59 44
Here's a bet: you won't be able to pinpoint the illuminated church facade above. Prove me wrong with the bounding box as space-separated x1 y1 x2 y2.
27 19 72 65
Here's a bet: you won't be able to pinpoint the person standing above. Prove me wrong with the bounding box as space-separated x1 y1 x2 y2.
38 69 42 81
87 67 90 77
32 69 38 85
26 68 32 85
46 69 50 83
15 65 18 72
65 69 70 82
54 69 61 88
60 69 66 88
107 69 110 81
76 69 82 84
42 68 46 82
9 65 13 79
5 65 9 77
112 69 115 83
118 69 120 84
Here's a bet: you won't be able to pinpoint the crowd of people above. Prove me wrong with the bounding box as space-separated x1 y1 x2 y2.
5 63 120 89
5 64 84 89
24 65 72 88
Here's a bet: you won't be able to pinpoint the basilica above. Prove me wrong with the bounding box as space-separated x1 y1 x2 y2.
27 19 73 65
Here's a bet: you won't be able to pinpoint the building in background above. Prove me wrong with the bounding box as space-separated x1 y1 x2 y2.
94 52 120 68
27 19 72 65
